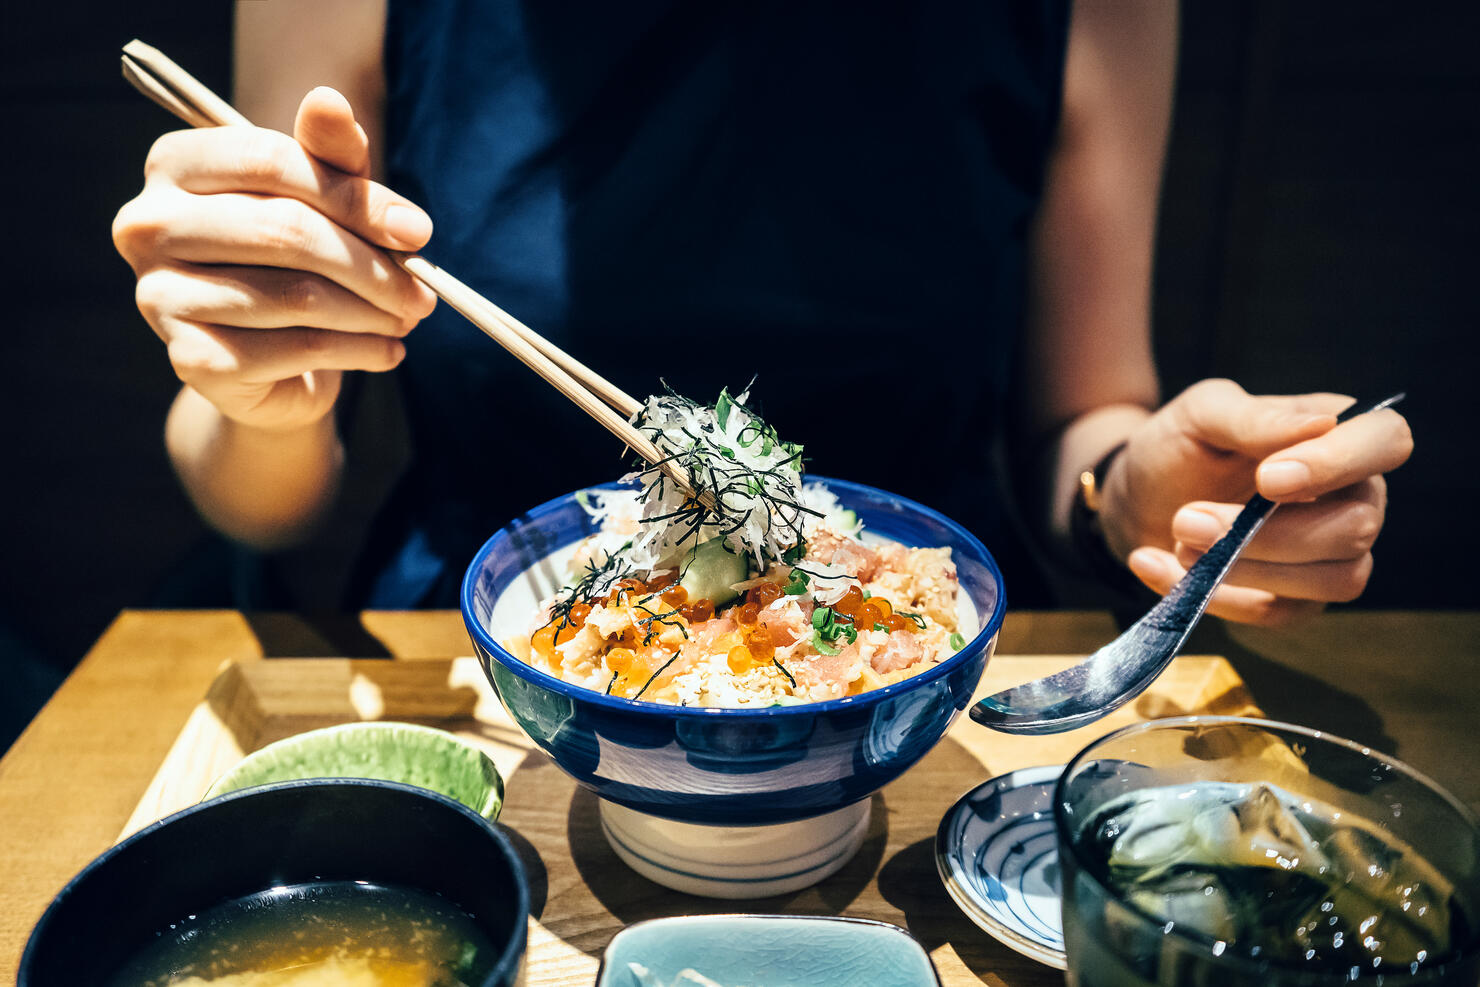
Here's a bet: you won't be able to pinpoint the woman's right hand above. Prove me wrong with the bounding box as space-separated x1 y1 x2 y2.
112 87 437 433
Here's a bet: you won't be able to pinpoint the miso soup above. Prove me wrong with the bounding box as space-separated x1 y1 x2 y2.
106 880 499 986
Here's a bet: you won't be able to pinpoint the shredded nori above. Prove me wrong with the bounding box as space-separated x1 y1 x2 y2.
628 385 819 569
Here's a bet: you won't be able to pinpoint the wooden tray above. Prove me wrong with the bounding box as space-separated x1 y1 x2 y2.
125 654 1259 987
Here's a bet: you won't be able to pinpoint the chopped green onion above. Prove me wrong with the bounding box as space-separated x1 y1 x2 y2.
783 568 810 595
949 632 966 650
813 631 841 656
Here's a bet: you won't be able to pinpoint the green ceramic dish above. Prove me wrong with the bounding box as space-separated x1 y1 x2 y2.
203 721 503 820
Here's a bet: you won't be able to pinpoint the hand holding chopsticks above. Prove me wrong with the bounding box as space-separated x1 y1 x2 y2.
119 40 708 506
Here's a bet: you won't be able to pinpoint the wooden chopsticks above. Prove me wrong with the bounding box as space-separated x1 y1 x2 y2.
120 40 708 502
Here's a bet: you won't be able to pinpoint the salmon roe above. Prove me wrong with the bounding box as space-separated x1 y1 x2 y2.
746 582 783 608
831 586 864 617
606 647 637 673
680 598 715 622
742 625 776 661
881 612 917 633
531 624 558 663
727 645 754 673
855 601 885 631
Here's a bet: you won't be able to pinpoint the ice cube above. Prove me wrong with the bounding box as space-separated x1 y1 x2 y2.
1125 869 1239 942
1314 824 1456 964
1106 783 1328 881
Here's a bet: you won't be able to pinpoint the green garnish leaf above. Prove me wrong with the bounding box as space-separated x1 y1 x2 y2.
810 605 858 647
783 568 810 595
874 622 889 632
715 388 733 429
949 631 966 650
782 540 807 565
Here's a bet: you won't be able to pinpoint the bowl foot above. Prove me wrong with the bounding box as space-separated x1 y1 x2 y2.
598 799 871 899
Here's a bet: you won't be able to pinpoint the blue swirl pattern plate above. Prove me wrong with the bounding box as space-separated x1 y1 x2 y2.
934 764 1066 969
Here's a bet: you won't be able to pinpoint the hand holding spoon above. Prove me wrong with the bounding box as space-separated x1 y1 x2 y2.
970 392 1406 735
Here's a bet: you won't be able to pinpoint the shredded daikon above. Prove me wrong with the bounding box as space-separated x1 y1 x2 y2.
622 386 815 572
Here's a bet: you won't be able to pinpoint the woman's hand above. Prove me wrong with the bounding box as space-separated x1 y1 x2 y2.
112 87 437 433
1098 379 1414 625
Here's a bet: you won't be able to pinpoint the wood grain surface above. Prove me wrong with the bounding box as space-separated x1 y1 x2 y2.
4 609 1479 986
111 652 1253 987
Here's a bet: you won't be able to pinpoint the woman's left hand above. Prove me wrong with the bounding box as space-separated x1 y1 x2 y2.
1098 379 1414 625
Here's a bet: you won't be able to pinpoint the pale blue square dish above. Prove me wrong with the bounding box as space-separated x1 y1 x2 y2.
594 914 943 987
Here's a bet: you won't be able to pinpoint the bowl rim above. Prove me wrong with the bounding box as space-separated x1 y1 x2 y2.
460 474 1007 720
594 913 944 987
20 778 530 985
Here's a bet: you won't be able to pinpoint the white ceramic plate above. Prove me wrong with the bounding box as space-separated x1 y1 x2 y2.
934 764 1066 969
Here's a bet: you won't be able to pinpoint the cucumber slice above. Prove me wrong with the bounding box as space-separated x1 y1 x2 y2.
673 537 748 606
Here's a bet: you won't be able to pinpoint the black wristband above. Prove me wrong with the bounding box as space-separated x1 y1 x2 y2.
1069 442 1144 596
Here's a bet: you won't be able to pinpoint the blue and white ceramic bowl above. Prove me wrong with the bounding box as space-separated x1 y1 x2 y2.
595 914 942 987
462 477 1006 897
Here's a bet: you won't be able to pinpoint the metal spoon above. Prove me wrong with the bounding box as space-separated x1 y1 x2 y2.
971 392 1406 735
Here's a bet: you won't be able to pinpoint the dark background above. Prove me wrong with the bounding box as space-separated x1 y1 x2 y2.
1 2 1475 749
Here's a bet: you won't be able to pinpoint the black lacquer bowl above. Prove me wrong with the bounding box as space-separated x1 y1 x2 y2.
19 779 529 986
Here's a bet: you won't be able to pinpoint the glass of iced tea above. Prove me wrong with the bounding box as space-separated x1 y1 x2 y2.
1055 716 1480 986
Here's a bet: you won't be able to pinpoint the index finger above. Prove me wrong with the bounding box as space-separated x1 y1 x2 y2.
144 127 432 252
1256 408 1413 501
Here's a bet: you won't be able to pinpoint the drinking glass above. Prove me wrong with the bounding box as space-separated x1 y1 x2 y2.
1055 716 1480 986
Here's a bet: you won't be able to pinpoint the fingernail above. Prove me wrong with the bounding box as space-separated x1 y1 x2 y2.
1127 547 1167 584
1173 508 1222 547
1292 412 1334 431
384 204 433 246
1258 460 1311 497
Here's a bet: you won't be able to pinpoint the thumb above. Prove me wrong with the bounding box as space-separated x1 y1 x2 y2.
293 87 371 177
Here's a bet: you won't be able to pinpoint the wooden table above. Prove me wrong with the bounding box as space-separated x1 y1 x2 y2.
3 609 1478 985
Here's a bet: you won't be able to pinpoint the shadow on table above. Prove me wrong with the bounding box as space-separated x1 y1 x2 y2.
567 786 889 938
1184 621 1397 756
243 613 394 658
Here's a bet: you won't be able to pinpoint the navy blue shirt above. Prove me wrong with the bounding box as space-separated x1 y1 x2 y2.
360 1 1070 607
